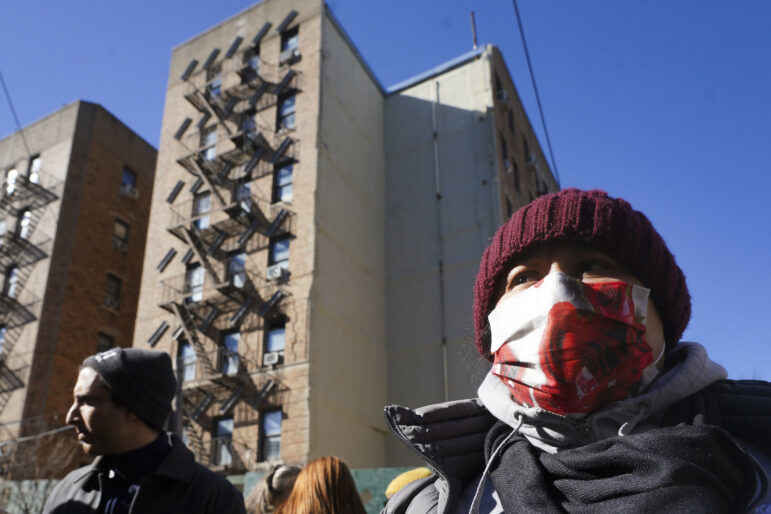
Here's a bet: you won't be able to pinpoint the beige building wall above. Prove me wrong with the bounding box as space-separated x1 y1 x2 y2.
136 0 558 473
133 0 326 473
383 46 558 465
306 11 387 467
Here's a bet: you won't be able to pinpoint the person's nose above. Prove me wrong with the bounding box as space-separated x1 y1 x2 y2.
548 261 567 276
66 402 79 425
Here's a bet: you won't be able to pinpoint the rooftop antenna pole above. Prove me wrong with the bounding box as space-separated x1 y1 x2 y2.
470 11 478 50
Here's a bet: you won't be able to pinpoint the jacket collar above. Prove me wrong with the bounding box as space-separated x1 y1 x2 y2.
478 342 728 452
71 433 196 487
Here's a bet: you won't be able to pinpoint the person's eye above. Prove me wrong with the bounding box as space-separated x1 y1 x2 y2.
507 270 541 290
579 259 619 279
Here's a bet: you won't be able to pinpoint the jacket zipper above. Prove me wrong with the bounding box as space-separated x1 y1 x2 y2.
384 410 459 514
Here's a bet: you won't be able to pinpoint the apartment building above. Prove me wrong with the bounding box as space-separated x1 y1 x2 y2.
0 101 156 474
133 0 558 475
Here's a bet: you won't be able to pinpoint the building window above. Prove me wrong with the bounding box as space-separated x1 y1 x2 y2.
227 252 246 288
273 162 293 203
213 417 233 467
27 155 41 184
96 332 115 353
192 192 211 230
276 94 296 131
4 265 19 298
265 317 286 354
269 237 290 270
104 274 122 310
220 332 240 376
523 136 533 163
280 26 299 54
260 410 282 461
207 63 222 99
507 109 515 133
244 47 260 73
499 133 509 170
185 264 205 303
505 197 514 219
5 168 18 196
120 167 137 198
113 219 129 252
235 182 252 214
0 325 6 356
16 208 31 239
241 112 256 137
201 126 217 161
178 339 196 382
494 73 502 94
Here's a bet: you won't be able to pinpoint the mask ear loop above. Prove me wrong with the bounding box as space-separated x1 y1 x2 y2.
468 415 524 514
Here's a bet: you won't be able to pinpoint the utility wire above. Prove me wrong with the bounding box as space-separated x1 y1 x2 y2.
0 68 32 157
512 0 561 187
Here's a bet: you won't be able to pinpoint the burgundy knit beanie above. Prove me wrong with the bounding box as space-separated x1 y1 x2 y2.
473 188 690 361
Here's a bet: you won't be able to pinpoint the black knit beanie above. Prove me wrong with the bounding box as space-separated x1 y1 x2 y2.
83 348 177 431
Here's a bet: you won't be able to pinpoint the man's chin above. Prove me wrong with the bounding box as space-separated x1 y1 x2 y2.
79 441 103 456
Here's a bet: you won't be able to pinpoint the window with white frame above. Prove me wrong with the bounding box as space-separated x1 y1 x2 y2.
228 252 246 288
280 27 299 54
201 126 217 161
221 332 240 376
5 168 18 196
185 264 205 303
0 325 6 356
104 274 122 309
178 339 196 382
192 192 211 230
260 410 282 461
4 265 19 298
276 94 296 131
27 155 41 184
213 417 233 466
114 219 129 251
265 317 286 354
269 237 290 270
16 209 31 239
273 162 293 203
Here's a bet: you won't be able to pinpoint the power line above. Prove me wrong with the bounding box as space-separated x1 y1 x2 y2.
511 0 561 187
0 68 32 157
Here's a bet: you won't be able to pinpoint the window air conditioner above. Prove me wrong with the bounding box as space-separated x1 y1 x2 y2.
263 351 282 367
119 184 139 200
279 48 301 65
266 264 288 282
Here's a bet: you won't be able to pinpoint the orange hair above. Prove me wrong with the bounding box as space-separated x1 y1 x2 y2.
274 456 366 514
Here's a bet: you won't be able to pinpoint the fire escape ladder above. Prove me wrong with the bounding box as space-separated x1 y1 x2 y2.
181 227 222 286
170 303 217 375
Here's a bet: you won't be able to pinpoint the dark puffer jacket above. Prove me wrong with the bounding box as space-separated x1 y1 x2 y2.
43 434 245 514
382 380 771 514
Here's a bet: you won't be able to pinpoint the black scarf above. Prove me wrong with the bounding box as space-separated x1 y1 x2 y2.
484 386 765 513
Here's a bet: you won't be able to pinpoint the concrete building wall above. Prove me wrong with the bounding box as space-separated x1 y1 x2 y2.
383 47 559 465
306 11 387 468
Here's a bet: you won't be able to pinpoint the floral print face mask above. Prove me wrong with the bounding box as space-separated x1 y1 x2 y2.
489 272 663 417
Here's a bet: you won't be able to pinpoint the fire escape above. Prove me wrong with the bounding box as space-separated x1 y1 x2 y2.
153 21 299 470
0 170 59 417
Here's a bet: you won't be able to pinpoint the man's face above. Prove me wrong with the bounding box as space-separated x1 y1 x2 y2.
496 241 666 360
66 367 133 455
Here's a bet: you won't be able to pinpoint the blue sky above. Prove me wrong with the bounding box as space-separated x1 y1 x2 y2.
1 1 769 380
